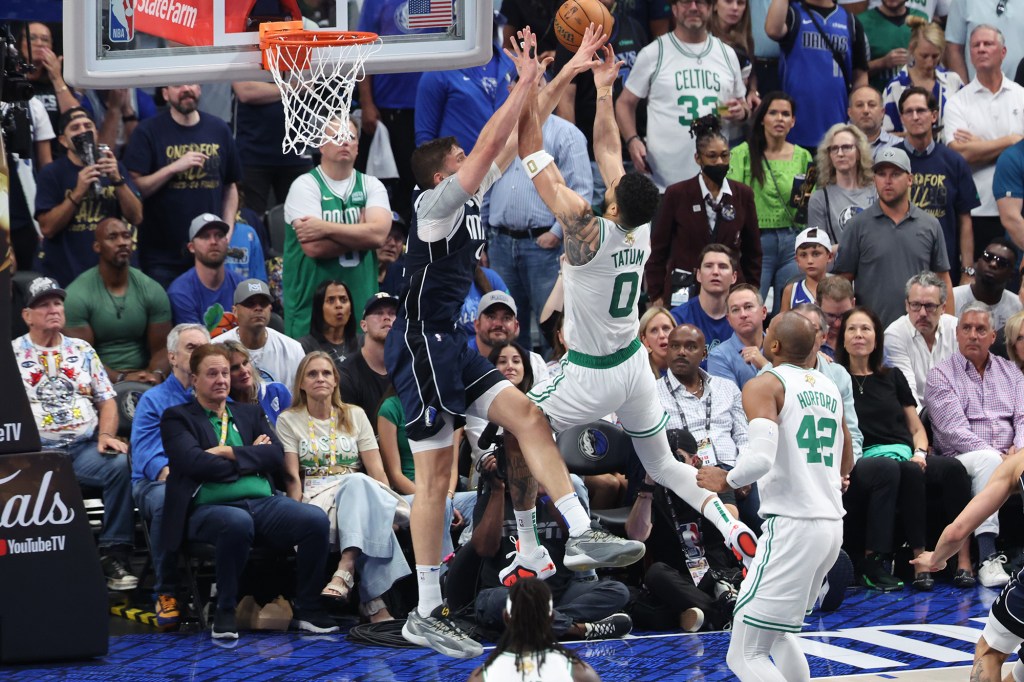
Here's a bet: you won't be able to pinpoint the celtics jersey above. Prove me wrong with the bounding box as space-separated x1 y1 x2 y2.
563 217 650 357
759 364 845 521
283 167 378 338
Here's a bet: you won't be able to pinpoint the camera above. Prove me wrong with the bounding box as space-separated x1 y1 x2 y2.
1 23 35 158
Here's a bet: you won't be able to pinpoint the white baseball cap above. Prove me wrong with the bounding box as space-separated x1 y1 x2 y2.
795 227 832 251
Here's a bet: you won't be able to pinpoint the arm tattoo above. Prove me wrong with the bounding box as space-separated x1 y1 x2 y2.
560 210 601 267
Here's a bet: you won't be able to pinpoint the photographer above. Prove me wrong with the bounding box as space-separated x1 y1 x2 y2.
34 107 142 286
625 428 743 633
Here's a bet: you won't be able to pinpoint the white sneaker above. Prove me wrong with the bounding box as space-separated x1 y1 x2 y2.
499 539 556 587
979 554 1011 588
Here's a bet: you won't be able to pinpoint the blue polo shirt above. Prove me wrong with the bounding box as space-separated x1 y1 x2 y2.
707 333 759 389
130 373 191 482
670 299 735 367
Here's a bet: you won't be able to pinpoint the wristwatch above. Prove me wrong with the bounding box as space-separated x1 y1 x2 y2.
962 266 976 276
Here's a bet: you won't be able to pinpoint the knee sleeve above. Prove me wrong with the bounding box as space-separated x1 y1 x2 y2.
728 621 789 682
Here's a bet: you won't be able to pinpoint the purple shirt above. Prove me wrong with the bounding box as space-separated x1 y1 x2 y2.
925 351 1024 456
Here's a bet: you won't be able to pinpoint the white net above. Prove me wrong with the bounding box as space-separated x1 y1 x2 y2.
263 33 383 155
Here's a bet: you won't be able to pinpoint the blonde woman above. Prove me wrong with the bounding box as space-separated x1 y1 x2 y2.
882 17 964 134
1005 310 1024 373
639 306 676 377
277 351 410 622
807 124 876 247
221 339 291 426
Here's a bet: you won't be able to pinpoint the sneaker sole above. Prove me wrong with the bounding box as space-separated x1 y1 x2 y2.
293 620 341 634
499 565 556 587
211 630 239 640
860 575 904 592
564 543 646 572
980 577 1010 588
402 619 483 659
107 579 139 591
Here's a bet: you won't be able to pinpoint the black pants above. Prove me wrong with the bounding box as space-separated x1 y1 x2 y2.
629 562 734 631
355 107 417 223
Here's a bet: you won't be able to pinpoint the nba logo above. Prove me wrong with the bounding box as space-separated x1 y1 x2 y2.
109 0 134 43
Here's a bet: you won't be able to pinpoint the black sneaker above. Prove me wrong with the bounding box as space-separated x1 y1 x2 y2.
212 609 238 640
953 569 977 588
860 553 903 592
402 604 483 658
100 555 139 591
912 572 935 591
583 613 632 640
292 606 340 634
819 549 854 612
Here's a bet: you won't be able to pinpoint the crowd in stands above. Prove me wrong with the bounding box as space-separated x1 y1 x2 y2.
9 0 1024 661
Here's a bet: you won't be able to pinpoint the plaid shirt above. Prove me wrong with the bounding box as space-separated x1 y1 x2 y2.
655 369 748 466
925 351 1024 456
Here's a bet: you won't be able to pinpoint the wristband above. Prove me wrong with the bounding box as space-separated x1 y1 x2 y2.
625 135 641 146
913 448 927 457
65 189 81 207
639 481 657 493
522 150 554 179
122 114 138 122
55 85 69 93
111 177 126 187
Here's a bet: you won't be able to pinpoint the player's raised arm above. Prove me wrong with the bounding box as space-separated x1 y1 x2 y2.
592 45 627 192
457 26 545 195
518 58 597 266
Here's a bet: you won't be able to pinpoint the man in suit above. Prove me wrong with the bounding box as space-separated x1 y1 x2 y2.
159 343 337 640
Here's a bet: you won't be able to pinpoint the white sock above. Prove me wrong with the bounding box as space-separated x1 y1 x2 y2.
554 492 591 537
702 495 740 538
515 508 540 554
416 564 442 618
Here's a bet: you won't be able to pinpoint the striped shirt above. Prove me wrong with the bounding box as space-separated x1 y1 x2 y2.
655 369 748 467
925 351 1024 456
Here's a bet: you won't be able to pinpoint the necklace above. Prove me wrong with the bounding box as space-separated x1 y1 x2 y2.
307 406 338 467
852 374 870 395
670 34 713 64
687 379 705 398
105 288 127 319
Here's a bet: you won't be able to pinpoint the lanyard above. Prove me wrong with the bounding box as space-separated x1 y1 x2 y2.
664 375 712 439
307 407 337 466
218 410 229 446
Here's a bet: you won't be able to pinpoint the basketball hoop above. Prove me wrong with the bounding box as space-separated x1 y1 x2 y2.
259 22 382 154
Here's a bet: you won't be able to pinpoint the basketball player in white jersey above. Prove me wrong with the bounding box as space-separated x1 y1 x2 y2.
500 44 758 587
698 313 854 682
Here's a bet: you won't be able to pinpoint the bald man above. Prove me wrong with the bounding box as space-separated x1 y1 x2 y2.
698 313 854 682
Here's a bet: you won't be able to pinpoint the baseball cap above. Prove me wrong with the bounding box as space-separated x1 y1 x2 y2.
25 276 66 308
233 279 273 305
478 291 518 317
58 107 92 135
795 227 832 251
363 291 399 317
872 147 911 174
188 213 231 241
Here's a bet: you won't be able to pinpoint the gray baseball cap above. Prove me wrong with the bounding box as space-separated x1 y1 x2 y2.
872 147 912 174
188 213 230 241
25 276 66 308
234 279 273 305
478 290 518 317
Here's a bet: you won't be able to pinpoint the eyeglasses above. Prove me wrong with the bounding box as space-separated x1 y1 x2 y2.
901 107 932 117
907 301 941 313
829 144 856 155
982 250 1013 269
997 0 1007 17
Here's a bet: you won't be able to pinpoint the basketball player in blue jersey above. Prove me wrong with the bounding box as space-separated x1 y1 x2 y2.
503 44 759 589
913 452 1024 682
384 27 645 659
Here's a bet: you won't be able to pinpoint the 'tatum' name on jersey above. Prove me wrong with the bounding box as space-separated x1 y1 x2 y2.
612 248 645 268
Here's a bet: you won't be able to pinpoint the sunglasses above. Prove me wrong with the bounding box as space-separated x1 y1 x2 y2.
981 250 1013 269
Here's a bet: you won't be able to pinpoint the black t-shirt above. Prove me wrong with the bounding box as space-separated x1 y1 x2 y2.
646 486 735 578
338 351 391 428
850 369 916 449
502 0 561 56
552 9 649 155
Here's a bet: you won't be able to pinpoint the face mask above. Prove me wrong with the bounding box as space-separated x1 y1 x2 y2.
702 164 728 186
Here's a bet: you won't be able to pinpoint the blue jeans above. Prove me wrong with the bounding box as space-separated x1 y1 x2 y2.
488 229 563 354
759 228 800 315
187 495 329 612
133 478 178 596
63 439 133 548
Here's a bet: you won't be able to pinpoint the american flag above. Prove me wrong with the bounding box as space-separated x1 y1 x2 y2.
408 0 453 29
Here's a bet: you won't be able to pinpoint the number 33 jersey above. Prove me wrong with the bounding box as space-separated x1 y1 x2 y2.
563 217 650 357
761 364 846 521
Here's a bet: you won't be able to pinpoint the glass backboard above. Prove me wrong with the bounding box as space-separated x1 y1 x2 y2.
64 0 492 88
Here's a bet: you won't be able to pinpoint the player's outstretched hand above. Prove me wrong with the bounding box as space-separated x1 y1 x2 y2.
566 23 608 75
909 551 945 574
505 26 548 84
696 465 730 493
593 45 625 90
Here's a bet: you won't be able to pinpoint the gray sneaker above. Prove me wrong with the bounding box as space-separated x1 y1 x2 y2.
402 604 483 659
564 528 646 571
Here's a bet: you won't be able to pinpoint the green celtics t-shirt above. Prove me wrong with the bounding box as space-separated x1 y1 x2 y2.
64 266 172 370
283 167 380 338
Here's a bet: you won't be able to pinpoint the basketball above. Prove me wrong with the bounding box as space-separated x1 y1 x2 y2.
554 0 614 53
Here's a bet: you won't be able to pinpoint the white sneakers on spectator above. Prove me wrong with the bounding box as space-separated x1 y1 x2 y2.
979 554 1011 588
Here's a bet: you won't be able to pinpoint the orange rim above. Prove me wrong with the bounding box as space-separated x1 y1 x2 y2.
260 22 379 71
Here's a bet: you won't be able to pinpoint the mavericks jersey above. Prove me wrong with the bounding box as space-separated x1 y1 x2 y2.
759 364 845 520
283 167 377 337
563 217 650 357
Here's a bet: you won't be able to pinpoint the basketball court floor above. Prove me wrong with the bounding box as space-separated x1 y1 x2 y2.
4 582 1015 681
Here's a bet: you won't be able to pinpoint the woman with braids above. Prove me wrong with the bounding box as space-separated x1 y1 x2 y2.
727 92 812 314
645 114 761 308
467 578 602 682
